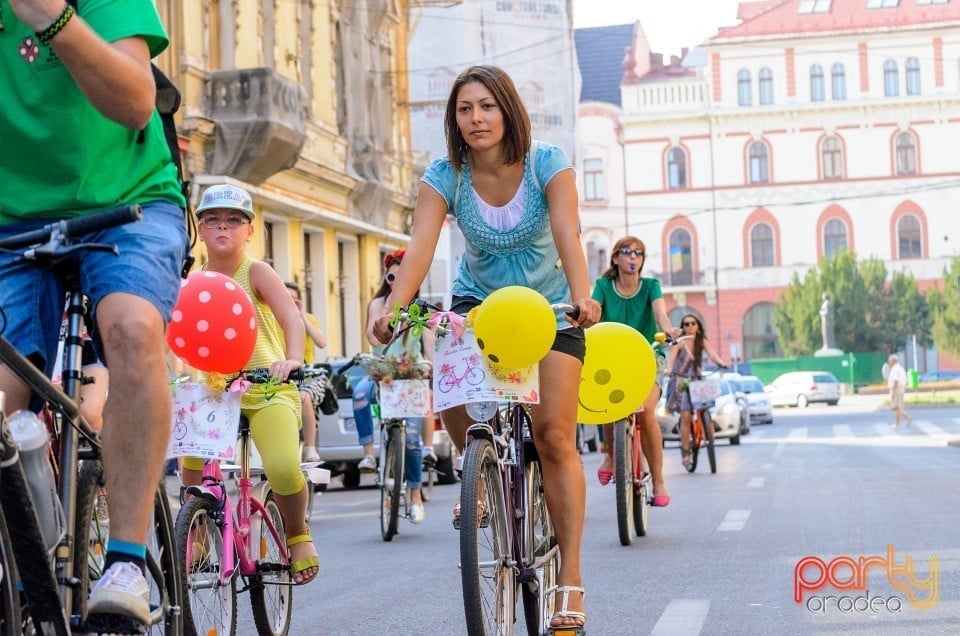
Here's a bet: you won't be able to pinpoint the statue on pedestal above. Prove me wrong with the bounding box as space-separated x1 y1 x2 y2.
815 292 843 356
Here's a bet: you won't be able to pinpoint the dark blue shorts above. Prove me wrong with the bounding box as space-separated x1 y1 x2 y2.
0 201 188 376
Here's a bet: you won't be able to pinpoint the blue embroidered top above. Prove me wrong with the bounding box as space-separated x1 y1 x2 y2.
422 141 574 328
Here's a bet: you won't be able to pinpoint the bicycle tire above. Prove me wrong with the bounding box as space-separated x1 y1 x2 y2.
421 461 436 503
380 424 403 541
703 410 717 474
688 421 700 473
635 474 650 538
0 505 21 636
521 459 556 636
613 419 635 546
74 460 185 635
175 496 237 636
249 491 293 636
460 438 513 636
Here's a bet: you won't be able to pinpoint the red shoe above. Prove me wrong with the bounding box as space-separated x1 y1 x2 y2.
651 494 671 507
597 467 613 486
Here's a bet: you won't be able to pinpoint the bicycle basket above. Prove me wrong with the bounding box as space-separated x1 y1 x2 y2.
688 379 720 410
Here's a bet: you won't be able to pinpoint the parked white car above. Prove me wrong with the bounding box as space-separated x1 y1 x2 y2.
657 374 747 445
764 371 841 408
726 373 774 425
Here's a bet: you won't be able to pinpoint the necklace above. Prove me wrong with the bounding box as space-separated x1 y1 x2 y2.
613 277 642 300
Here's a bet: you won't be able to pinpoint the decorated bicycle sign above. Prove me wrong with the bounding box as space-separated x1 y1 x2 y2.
433 330 539 411
167 381 241 459
379 378 432 418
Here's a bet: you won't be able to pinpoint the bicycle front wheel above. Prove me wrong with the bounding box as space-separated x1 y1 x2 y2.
249 492 293 636
380 424 404 541
521 458 556 636
460 438 513 636
75 460 185 636
0 505 20 636
703 410 717 474
613 419 635 546
175 496 236 636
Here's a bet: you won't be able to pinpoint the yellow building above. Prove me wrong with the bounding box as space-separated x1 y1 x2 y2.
155 0 417 356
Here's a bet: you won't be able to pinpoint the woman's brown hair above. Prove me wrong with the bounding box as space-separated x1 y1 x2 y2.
601 236 647 279
444 65 531 172
681 313 707 374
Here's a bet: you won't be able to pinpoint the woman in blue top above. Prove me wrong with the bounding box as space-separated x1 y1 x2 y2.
373 65 599 635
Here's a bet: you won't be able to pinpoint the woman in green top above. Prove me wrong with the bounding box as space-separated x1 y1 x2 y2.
591 236 678 506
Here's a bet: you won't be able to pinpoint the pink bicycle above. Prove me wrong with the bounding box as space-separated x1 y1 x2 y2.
175 368 301 636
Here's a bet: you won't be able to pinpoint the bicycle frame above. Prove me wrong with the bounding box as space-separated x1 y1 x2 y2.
0 273 101 633
186 421 290 587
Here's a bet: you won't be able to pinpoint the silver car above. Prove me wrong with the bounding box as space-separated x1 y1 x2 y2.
764 371 841 408
657 375 747 446
727 374 774 425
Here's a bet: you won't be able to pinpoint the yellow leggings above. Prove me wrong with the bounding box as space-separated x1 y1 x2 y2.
183 402 306 496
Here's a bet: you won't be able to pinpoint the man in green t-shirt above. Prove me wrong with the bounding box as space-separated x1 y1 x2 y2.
0 1 187 629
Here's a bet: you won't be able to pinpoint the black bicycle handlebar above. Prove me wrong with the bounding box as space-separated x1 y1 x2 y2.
0 205 142 251
237 367 304 384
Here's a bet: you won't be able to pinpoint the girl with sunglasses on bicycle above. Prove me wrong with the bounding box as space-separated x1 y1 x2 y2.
180 184 318 585
371 65 600 634
352 249 434 523
665 314 726 470
591 236 678 506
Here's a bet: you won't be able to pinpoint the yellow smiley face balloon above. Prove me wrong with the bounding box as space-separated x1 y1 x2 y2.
577 322 657 425
474 286 555 371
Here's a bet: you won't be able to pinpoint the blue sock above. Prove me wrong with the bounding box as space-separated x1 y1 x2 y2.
104 539 147 575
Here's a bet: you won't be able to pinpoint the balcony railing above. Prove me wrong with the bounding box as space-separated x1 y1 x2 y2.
205 68 307 185
656 270 707 287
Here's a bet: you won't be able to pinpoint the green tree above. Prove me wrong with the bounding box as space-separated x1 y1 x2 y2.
772 249 931 355
929 257 960 359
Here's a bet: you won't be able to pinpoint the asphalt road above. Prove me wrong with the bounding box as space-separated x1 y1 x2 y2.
188 398 960 635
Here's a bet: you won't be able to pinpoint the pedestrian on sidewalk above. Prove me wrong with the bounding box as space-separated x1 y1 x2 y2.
887 354 911 428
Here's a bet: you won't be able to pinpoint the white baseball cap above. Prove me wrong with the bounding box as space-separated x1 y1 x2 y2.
195 184 255 220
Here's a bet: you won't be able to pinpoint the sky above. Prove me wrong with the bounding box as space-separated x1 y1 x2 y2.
571 0 745 56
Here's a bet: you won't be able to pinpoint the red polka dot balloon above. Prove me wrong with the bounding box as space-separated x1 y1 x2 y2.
166 271 258 373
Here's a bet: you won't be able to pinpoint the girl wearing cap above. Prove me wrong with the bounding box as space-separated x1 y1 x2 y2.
181 184 318 584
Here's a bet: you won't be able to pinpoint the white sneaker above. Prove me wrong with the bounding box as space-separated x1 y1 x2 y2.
357 454 377 472
421 446 437 465
87 561 150 626
410 503 425 524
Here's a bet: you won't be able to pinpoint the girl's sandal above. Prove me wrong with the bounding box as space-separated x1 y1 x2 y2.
548 585 586 635
286 533 319 585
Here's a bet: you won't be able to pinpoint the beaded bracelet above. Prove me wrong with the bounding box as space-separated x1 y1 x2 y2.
36 3 75 46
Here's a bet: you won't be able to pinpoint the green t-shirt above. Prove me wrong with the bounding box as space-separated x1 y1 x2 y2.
0 0 185 221
591 276 663 342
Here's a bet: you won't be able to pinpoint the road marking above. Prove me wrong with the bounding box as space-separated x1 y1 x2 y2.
717 509 750 531
832 424 853 439
747 476 765 488
788 427 808 439
651 599 710 636
915 421 948 438
874 422 893 436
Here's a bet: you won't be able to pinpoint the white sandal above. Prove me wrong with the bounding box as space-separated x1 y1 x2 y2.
547 585 586 635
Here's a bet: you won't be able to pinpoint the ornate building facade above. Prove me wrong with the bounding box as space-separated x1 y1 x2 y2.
577 1 960 369
156 0 418 356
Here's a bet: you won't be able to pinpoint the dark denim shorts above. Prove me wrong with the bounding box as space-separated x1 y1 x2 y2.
0 201 188 375
449 294 586 363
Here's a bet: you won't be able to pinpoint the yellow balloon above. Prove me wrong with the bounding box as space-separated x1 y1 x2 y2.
473 286 555 370
577 323 657 425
